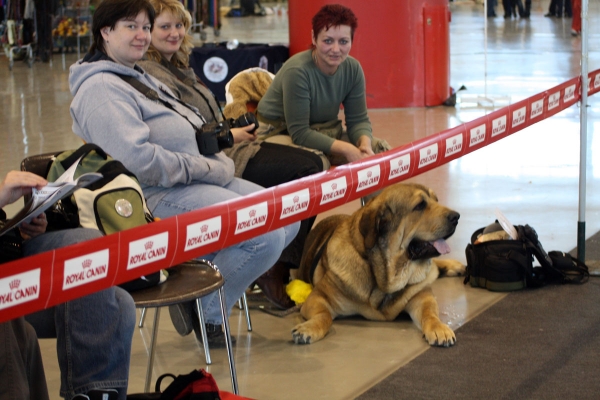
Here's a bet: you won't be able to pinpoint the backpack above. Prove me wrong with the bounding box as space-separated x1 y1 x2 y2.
46 143 153 234
45 143 164 291
127 369 253 400
464 223 589 291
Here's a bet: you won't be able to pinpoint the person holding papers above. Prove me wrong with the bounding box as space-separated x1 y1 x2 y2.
0 170 136 400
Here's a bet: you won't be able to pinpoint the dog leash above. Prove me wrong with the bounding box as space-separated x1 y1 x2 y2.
309 232 334 284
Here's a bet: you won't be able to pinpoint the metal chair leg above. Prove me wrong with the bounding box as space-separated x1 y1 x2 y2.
219 287 238 395
144 307 161 393
138 307 147 328
241 293 252 332
202 259 239 395
360 196 367 207
195 298 212 365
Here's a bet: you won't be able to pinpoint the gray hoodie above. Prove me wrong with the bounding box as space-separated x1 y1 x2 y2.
69 58 235 209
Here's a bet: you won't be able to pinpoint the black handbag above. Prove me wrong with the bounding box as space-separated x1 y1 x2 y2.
464 223 589 292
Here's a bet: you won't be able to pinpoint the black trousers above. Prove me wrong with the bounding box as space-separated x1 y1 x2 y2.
547 0 572 16
503 0 529 17
33 0 55 60
242 142 323 268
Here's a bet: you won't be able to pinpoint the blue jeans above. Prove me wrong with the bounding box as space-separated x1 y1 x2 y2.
146 177 299 324
23 229 135 400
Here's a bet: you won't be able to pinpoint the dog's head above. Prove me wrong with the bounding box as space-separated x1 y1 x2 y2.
358 183 459 260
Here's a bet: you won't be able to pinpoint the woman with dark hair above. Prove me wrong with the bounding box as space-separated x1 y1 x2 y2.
138 0 322 310
69 0 299 346
256 4 390 167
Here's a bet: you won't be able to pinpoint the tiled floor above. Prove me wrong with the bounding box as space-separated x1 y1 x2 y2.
1 1 600 399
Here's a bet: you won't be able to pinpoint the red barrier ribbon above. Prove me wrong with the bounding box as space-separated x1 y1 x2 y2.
0 71 598 323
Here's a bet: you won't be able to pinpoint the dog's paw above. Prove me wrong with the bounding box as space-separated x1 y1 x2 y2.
436 259 466 277
291 321 326 345
291 323 315 344
423 322 456 347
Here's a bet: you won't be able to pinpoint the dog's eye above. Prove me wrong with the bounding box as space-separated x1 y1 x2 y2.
414 200 427 211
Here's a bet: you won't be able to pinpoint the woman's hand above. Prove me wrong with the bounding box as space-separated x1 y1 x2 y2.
356 136 374 158
19 213 48 240
330 136 374 163
0 171 48 209
230 124 257 144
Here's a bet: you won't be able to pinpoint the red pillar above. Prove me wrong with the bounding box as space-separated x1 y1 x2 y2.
288 0 451 108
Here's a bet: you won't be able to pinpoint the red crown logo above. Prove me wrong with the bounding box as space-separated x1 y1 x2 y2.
201 224 208 233
453 139 457 145
367 171 372 178
82 259 93 268
427 149 431 155
398 159 403 166
9 279 20 290
145 241 154 250
249 209 256 218
293 195 299 203
332 183 337 190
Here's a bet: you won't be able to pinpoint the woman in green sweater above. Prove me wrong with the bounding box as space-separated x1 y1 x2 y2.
257 4 389 167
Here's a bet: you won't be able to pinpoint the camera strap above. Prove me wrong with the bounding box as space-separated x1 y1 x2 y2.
159 57 226 123
114 73 206 133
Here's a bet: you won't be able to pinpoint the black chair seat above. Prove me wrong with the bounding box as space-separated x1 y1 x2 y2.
130 261 223 308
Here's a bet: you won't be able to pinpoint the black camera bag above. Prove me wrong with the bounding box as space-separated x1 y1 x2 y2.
0 209 23 264
464 224 589 292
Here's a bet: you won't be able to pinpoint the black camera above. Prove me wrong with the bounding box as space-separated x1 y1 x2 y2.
228 112 259 133
196 121 234 155
195 112 259 155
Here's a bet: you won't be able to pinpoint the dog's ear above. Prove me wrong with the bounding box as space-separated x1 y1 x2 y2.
359 207 378 250
427 188 439 202
359 205 393 250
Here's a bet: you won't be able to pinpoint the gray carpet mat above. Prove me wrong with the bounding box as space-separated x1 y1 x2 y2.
357 232 600 400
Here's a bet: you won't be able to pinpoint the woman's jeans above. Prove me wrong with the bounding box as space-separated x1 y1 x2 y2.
146 177 300 324
24 229 136 400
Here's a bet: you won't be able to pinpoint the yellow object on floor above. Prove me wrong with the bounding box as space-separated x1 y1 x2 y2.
286 279 312 305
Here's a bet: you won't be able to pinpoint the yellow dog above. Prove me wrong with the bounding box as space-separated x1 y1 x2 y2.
293 183 464 346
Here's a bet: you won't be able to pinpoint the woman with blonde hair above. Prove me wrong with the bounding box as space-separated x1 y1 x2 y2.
139 0 323 312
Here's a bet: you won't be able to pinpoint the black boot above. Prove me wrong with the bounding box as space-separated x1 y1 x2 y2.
168 301 195 336
255 262 295 310
193 318 236 348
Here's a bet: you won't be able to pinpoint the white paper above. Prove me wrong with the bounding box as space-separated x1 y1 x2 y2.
0 157 102 236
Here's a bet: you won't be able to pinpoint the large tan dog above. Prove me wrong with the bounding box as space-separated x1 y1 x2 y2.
293 183 464 346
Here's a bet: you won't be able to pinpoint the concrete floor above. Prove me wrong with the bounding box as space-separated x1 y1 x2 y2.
1 0 600 399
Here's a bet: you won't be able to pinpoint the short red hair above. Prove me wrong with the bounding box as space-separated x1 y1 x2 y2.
311 4 358 42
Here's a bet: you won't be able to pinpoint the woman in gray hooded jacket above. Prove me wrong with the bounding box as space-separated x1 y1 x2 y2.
68 0 299 347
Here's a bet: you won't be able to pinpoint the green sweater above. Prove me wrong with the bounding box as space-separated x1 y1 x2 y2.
257 50 372 154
